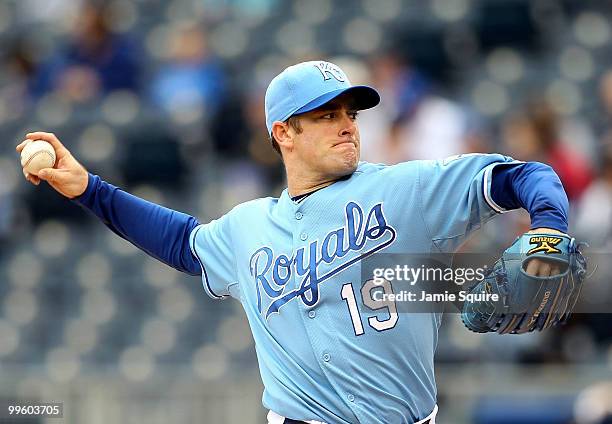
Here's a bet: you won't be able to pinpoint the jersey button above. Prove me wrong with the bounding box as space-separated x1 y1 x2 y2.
322 353 331 362
308 310 316 318
295 212 303 220
347 394 355 402
300 233 308 241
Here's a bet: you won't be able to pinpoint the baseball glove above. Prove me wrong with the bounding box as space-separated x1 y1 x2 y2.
461 232 587 334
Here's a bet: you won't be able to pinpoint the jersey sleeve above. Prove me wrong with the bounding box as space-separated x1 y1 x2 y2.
189 212 237 299
417 153 522 251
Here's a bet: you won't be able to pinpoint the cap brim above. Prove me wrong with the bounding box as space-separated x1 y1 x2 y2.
293 85 380 116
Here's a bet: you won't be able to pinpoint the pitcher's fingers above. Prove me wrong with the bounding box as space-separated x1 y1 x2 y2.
22 169 40 185
525 259 539 277
16 139 30 152
551 265 561 277
25 132 68 155
538 261 552 277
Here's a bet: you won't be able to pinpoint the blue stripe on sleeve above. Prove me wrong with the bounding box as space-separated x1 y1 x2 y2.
491 162 569 232
72 173 201 275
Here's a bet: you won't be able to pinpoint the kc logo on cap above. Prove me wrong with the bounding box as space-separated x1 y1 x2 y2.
314 61 346 82
264 60 380 135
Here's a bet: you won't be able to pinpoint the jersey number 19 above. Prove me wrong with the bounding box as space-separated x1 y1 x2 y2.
340 280 398 336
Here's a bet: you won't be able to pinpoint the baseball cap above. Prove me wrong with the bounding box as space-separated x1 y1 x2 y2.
265 60 380 135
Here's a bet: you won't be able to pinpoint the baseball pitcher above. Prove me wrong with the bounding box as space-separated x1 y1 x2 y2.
17 61 586 424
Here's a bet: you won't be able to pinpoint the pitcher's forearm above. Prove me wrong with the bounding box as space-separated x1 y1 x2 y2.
74 173 201 275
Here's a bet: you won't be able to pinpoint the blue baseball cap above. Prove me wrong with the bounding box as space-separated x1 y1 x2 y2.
265 60 380 135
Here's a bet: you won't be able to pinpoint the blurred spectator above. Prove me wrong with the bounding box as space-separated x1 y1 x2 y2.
575 147 612 249
462 110 496 154
597 70 612 138
0 38 39 121
391 94 469 161
150 23 225 121
501 100 593 201
32 1 141 101
119 123 187 188
360 53 469 163
594 70 612 161
243 85 284 188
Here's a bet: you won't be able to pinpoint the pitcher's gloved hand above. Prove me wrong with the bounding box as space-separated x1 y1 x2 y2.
461 232 588 334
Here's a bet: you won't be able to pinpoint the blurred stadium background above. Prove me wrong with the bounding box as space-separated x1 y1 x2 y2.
0 0 611 422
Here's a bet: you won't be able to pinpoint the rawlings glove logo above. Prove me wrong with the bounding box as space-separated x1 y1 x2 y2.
527 236 562 255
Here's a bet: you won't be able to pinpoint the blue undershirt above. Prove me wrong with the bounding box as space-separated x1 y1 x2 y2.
490 162 568 232
74 173 201 275
72 161 568 276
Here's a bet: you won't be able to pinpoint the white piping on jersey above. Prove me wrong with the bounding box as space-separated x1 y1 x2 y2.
483 165 508 214
482 161 526 214
190 225 227 299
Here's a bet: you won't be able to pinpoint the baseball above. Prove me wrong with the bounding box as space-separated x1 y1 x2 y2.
20 140 57 176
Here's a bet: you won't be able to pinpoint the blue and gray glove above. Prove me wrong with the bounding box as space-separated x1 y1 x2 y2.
461 233 588 334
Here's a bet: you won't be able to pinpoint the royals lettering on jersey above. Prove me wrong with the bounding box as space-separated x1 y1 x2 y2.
249 201 396 319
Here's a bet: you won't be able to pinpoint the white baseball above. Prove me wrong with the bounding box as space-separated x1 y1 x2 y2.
20 140 57 176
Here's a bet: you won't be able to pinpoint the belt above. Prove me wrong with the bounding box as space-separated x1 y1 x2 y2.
270 404 438 424
283 420 431 424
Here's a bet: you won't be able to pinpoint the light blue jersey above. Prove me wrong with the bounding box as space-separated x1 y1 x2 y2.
190 154 516 423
